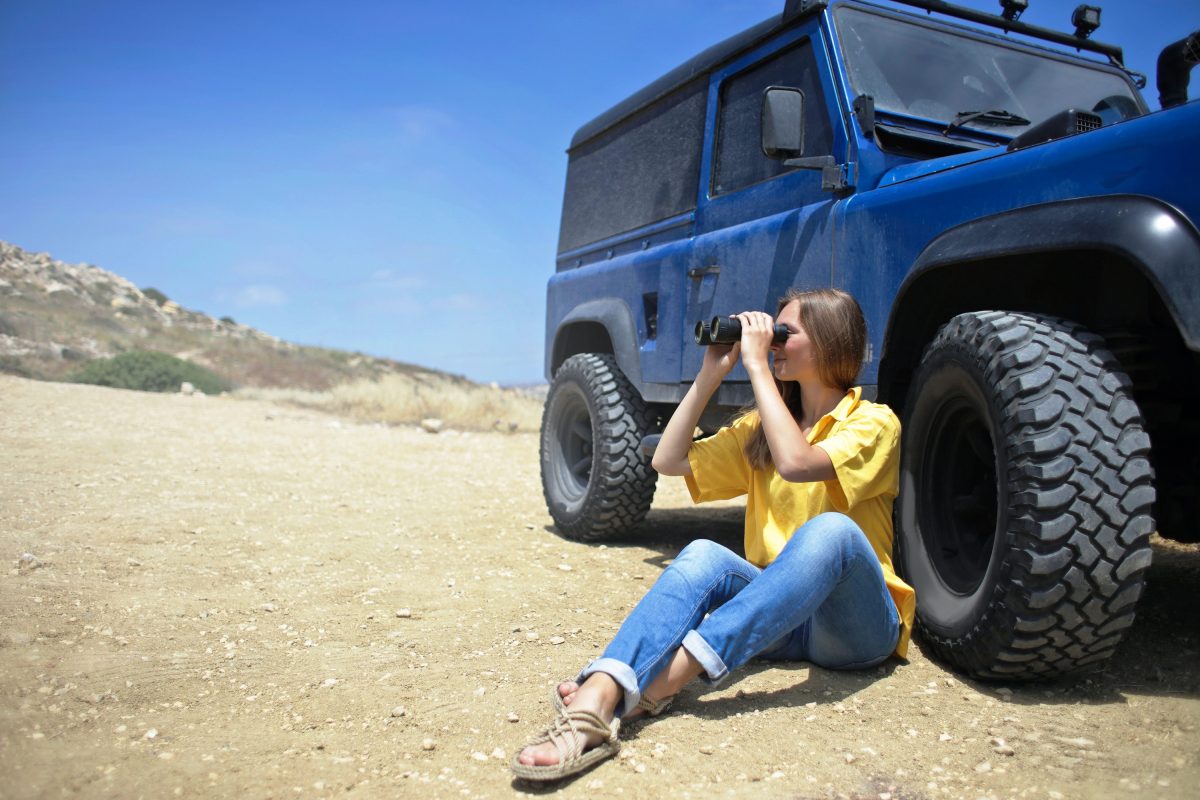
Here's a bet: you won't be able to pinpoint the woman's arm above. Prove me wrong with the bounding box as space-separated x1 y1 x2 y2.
736 312 836 484
650 343 740 477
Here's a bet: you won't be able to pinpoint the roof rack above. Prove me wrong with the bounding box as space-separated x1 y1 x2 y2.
886 0 1124 65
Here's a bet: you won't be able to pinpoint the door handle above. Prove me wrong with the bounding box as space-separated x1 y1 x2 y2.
687 265 721 279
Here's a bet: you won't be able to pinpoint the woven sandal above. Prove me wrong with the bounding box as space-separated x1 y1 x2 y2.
510 708 621 782
633 693 675 718
552 682 674 722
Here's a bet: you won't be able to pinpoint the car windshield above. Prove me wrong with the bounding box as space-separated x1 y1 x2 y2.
834 6 1144 137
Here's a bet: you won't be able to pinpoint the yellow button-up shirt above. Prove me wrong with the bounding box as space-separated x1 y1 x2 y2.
684 386 916 659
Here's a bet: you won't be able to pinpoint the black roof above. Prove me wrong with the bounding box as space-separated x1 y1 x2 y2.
567 0 1132 152
568 13 790 151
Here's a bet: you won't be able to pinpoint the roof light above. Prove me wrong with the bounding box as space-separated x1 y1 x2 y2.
1072 5 1101 39
999 0 1028 23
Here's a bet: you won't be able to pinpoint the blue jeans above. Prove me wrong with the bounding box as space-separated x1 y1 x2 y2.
576 512 900 718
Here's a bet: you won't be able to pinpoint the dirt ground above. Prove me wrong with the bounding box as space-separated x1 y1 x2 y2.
2 374 1198 800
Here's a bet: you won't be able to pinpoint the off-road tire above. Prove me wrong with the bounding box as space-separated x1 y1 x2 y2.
897 311 1155 680
540 353 657 541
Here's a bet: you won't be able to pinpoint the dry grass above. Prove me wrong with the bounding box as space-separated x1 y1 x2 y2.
234 372 545 432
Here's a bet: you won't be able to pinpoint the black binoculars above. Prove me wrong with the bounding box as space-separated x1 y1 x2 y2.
694 316 790 346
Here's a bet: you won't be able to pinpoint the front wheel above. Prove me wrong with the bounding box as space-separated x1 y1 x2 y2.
540 353 657 541
897 311 1155 680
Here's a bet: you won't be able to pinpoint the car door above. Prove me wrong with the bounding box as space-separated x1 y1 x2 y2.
683 22 845 392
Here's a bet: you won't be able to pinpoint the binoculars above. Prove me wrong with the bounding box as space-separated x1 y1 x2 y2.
694 316 790 346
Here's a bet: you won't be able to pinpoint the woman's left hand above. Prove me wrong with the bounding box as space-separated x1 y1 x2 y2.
734 311 776 373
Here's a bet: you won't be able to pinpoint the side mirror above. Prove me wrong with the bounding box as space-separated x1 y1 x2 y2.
761 86 806 158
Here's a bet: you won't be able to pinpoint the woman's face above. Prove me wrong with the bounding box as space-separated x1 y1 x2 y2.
771 300 819 383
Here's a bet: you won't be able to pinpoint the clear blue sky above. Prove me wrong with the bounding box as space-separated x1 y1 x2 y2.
2 1 1195 384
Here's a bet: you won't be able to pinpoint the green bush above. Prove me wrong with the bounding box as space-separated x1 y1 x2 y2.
141 287 169 306
220 315 236 325
69 351 232 394
0 354 34 378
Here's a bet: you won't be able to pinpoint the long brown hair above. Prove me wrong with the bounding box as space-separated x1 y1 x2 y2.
742 288 867 469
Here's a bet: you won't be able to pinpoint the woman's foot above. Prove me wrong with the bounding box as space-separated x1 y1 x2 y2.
517 675 621 767
556 679 669 722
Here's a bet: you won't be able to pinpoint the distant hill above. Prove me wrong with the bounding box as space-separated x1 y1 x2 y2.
0 241 459 390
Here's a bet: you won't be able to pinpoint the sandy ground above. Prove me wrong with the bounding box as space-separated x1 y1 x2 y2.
2 373 1198 800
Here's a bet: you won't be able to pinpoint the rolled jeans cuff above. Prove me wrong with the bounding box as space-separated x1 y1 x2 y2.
576 658 641 719
681 630 730 687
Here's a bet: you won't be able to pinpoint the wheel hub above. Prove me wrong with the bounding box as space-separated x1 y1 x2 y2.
923 398 998 595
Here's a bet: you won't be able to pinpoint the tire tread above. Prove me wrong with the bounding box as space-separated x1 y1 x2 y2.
907 311 1155 680
540 353 657 541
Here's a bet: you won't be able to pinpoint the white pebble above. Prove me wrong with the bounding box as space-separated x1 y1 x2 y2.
471 751 488 762
143 728 158 739
506 712 519 723
396 608 412 618
549 636 566 645
391 706 407 718
421 738 436 751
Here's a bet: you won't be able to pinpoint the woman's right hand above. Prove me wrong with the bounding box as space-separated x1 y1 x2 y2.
701 340 740 378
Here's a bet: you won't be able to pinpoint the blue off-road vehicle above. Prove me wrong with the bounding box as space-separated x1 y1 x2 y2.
539 0 1199 681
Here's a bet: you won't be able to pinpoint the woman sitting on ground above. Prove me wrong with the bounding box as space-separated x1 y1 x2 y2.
512 288 917 782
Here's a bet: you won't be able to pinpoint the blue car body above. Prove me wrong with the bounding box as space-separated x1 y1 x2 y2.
546 0 1198 415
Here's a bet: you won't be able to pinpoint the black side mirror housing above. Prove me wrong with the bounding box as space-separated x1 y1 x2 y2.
761 84 853 193
761 86 806 157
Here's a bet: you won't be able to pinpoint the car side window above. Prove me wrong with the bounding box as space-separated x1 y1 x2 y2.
713 39 833 196
558 78 708 254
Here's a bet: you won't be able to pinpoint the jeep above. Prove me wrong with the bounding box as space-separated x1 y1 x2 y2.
539 0 1200 681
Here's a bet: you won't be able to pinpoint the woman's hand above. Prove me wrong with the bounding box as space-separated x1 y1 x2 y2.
700 340 740 379
734 311 776 374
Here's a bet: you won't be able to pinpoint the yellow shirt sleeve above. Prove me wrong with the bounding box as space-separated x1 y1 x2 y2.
812 404 901 512
684 414 754 502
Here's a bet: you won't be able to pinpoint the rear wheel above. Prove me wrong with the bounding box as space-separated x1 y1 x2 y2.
540 353 657 540
898 311 1155 680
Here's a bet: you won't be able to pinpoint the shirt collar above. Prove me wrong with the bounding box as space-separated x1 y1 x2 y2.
807 386 862 442
825 386 862 423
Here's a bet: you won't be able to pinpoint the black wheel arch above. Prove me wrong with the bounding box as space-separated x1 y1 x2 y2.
879 194 1200 411
548 298 643 387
